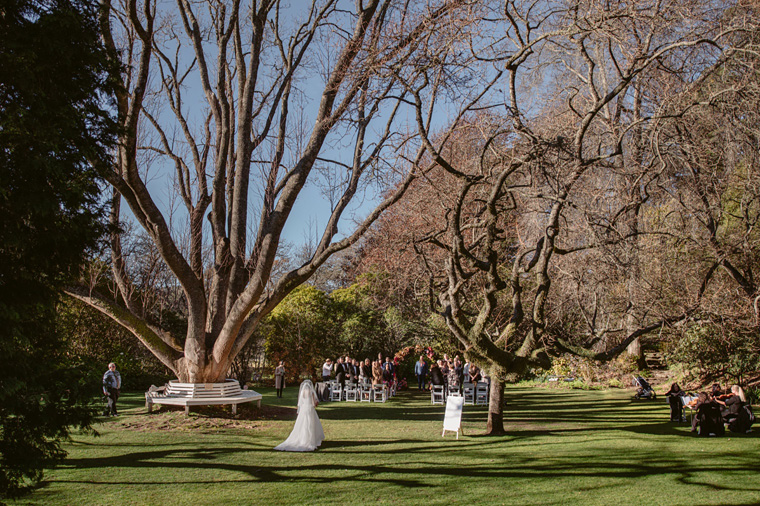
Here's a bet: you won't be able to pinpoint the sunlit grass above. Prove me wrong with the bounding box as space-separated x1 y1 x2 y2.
13 386 760 505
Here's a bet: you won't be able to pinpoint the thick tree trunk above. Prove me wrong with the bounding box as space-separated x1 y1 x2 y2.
486 375 506 435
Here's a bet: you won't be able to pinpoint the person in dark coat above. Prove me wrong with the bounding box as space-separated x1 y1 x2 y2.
691 392 725 436
665 382 686 422
430 361 445 387
361 359 372 384
334 357 346 388
720 384 746 424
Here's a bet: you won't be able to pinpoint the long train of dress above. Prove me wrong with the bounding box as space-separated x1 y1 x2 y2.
274 380 324 452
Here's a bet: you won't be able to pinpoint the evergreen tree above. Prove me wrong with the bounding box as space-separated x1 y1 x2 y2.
0 0 115 495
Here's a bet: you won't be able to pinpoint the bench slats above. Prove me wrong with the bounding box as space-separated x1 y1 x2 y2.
145 379 261 415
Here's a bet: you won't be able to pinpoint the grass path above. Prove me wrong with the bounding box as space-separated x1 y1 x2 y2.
12 386 760 505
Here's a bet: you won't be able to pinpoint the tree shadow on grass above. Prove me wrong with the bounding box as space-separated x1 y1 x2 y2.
47 442 760 495
41 388 760 502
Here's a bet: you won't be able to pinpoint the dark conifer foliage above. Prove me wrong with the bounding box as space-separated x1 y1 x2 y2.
0 0 115 495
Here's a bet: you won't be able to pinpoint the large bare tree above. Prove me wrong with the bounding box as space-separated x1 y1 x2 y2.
65 0 474 383
363 0 757 434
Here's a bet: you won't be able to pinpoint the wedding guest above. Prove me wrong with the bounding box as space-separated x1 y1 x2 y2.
447 362 460 393
102 362 121 417
384 356 394 371
274 360 286 398
469 364 482 383
335 357 347 387
463 360 470 379
382 362 393 384
454 358 463 386
322 358 333 381
414 356 428 391
351 359 360 382
362 359 372 384
372 360 383 385
430 360 445 389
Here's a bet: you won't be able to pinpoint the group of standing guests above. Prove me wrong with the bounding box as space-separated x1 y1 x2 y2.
322 354 397 387
415 354 486 394
666 382 754 435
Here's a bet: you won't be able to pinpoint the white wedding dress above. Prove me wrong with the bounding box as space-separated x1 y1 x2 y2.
274 380 324 452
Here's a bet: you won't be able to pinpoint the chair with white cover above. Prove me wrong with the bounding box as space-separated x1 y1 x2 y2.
344 382 358 402
431 384 445 405
372 384 388 403
463 382 475 405
329 382 342 402
475 382 488 405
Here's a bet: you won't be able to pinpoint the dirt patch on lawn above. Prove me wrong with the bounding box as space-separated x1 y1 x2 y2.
105 403 296 433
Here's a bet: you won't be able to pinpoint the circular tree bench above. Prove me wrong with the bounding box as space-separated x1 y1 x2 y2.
145 379 262 415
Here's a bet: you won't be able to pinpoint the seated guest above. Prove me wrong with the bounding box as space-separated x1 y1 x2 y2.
665 382 686 422
469 364 482 383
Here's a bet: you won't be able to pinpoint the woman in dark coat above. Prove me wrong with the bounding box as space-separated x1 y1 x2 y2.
691 392 725 436
665 382 686 422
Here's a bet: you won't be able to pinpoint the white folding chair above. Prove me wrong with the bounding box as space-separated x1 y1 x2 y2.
372 384 388 403
463 382 475 405
475 382 488 405
330 383 342 402
360 384 372 402
431 384 445 405
344 382 358 402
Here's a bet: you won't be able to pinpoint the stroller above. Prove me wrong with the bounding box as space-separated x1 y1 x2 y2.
632 375 656 400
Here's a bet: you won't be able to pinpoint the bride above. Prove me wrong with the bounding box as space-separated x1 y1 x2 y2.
274 380 324 452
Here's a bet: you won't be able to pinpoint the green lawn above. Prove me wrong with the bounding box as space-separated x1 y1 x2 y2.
11 386 760 505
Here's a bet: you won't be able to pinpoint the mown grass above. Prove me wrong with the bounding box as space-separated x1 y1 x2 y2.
11 386 760 505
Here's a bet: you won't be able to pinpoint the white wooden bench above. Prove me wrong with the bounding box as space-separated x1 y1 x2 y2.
145 379 262 415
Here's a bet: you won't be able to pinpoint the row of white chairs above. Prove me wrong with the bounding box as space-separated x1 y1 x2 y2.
431 382 489 405
328 381 394 403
